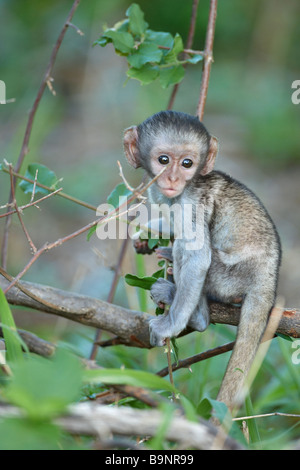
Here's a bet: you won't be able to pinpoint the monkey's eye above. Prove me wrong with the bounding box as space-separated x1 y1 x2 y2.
182 158 193 168
158 155 170 165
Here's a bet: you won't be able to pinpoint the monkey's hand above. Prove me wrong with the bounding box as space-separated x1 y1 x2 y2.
149 314 181 347
155 247 173 262
150 278 175 306
133 239 154 255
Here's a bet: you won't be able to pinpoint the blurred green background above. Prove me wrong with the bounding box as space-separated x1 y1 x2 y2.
0 0 300 427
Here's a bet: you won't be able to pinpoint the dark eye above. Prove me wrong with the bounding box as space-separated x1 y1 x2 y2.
182 158 193 168
158 155 169 165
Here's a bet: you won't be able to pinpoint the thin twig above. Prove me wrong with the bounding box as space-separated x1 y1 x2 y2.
2 168 165 295
0 188 63 219
117 161 135 192
8 164 37 254
3 243 48 294
0 266 65 312
165 337 176 400
157 341 235 377
196 0 218 120
1 0 82 269
67 22 84 36
0 166 97 212
30 169 38 203
233 412 300 422
167 0 200 110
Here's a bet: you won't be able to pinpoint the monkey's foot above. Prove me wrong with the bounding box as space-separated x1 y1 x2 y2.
150 278 175 306
188 309 209 332
149 314 182 347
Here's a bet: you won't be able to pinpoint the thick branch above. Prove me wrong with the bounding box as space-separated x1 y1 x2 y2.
0 277 299 348
0 402 243 450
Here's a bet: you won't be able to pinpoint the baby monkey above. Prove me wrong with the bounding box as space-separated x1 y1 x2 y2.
123 111 281 408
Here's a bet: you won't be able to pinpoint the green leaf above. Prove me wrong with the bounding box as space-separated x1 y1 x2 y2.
124 273 157 290
100 29 135 54
126 3 148 37
187 54 203 64
0 288 24 363
145 30 174 53
147 238 170 249
19 163 59 196
128 42 163 69
179 395 198 422
163 33 184 65
152 269 165 279
159 65 185 88
147 238 159 249
113 19 130 33
245 394 261 446
198 397 229 422
127 63 159 85
84 368 178 394
106 183 133 208
155 306 165 316
198 397 246 444
5 350 82 419
87 224 97 241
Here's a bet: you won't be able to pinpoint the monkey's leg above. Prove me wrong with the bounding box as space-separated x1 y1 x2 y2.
216 290 274 410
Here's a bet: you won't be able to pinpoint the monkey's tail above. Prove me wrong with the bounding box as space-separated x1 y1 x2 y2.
216 293 274 412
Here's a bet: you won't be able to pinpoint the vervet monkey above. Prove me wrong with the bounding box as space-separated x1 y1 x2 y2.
123 110 281 409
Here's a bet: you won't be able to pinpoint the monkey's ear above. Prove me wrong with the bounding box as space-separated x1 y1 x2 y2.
200 135 218 176
123 126 141 169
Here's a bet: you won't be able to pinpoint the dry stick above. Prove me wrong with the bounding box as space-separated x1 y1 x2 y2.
1 0 82 269
167 0 200 110
196 0 218 120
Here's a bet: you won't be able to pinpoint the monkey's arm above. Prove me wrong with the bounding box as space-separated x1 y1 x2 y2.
149 231 211 347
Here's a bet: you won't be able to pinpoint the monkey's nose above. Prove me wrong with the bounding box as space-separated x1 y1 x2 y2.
167 173 179 183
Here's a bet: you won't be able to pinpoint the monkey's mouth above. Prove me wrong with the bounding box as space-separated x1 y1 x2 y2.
160 187 180 197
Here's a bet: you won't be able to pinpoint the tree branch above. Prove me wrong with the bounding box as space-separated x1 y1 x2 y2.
167 0 200 110
196 0 218 120
0 277 299 348
0 402 243 450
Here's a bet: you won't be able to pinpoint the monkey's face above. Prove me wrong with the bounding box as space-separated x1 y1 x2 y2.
150 143 200 198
